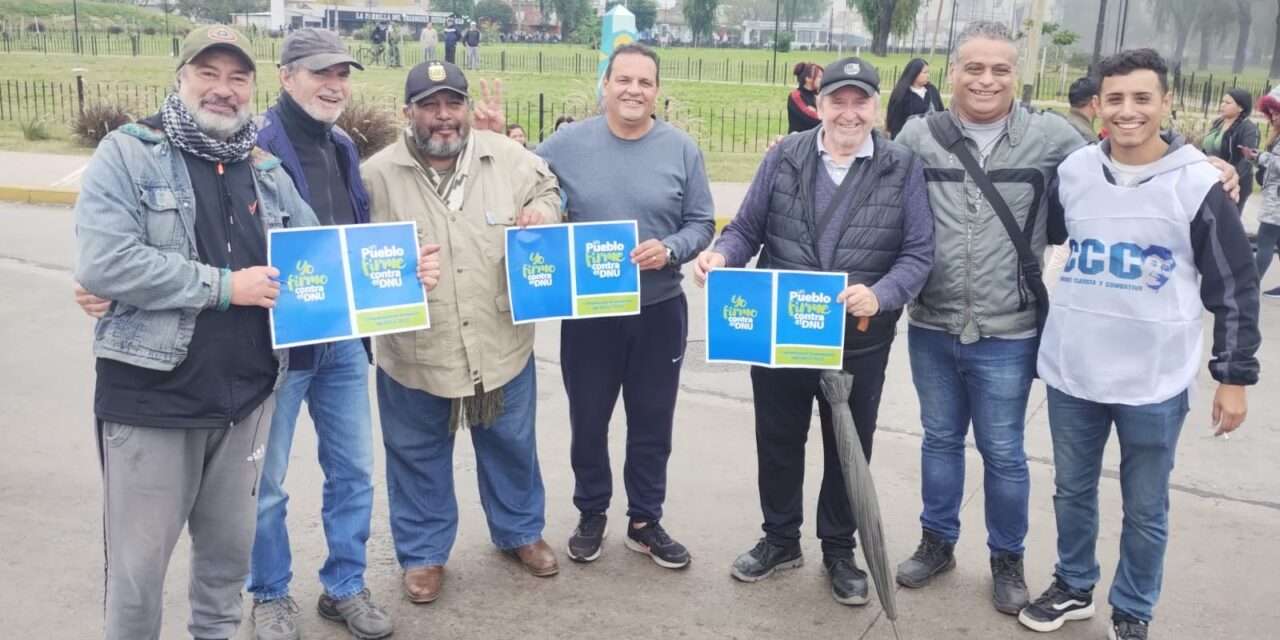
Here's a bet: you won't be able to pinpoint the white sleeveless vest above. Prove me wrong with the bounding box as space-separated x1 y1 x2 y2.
1038 143 1218 405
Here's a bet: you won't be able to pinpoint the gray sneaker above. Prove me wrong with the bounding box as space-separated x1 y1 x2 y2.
253 596 301 640
318 589 393 640
895 530 956 588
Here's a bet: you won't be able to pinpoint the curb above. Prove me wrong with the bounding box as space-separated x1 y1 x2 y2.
0 186 735 231
0 185 79 206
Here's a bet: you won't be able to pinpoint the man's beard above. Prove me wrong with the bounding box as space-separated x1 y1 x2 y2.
182 93 252 140
413 122 468 158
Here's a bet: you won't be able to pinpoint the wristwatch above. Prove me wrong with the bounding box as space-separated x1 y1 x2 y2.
663 243 676 266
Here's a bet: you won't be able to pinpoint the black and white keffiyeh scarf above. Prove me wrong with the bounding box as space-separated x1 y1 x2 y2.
161 92 258 163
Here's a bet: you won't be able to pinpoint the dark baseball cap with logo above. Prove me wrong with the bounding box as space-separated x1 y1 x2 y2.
820 57 880 98
177 25 256 72
280 28 363 71
404 61 469 104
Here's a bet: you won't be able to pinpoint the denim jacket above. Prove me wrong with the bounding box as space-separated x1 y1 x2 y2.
74 122 320 381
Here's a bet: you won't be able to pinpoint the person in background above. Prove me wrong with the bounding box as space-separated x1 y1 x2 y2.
370 22 388 65
787 62 822 133
554 115 575 133
1063 77 1099 143
885 58 945 139
464 21 481 70
1203 88 1258 208
443 18 459 64
1241 93 1280 298
507 123 529 147
420 21 438 62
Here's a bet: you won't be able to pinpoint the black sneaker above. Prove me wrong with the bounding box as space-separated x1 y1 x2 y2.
566 513 608 563
990 552 1030 615
731 539 803 582
624 520 690 569
895 530 956 588
1018 578 1095 632
1108 616 1150 640
1264 286 1280 299
824 555 870 606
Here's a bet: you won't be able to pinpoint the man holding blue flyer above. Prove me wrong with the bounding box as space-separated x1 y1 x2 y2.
693 57 934 605
360 60 564 602
536 43 715 569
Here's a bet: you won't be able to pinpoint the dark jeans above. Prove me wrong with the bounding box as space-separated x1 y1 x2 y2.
750 345 890 559
1255 221 1280 280
561 294 688 523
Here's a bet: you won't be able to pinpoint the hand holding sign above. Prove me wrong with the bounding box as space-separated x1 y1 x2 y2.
632 238 669 271
693 250 726 287
233 266 282 309
516 208 551 228
418 243 442 291
838 284 879 318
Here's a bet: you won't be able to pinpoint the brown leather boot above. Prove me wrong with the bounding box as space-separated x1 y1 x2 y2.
402 565 444 604
510 539 559 577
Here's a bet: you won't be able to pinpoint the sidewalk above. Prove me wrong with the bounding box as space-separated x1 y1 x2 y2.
0 149 754 225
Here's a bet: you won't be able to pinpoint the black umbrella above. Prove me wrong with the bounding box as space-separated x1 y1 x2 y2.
819 369 900 631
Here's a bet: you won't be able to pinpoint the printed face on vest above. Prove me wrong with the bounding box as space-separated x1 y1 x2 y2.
178 49 255 140
281 63 352 125
948 37 1017 124
1140 246 1176 291
1099 69 1170 154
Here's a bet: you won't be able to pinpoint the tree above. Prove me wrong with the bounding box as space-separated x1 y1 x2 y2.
1272 0 1280 77
1197 3 1232 70
1234 0 1256 73
683 0 720 46
631 0 658 32
175 0 265 23
1149 0 1200 66
851 0 922 56
552 0 593 38
436 0 477 17
475 0 516 32
782 0 827 31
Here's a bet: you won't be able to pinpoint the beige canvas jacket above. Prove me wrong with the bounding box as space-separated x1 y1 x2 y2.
361 129 561 397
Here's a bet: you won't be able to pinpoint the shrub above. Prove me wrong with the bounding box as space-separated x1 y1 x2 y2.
20 117 52 141
72 103 133 147
106 25 125 35
142 26 157 36
335 100 401 159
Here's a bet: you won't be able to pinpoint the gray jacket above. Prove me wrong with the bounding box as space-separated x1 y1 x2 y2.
74 122 319 376
1254 136 1280 226
896 107 1085 342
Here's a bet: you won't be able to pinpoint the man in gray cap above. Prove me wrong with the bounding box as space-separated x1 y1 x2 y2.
247 27 397 640
73 25 321 640
694 56 934 606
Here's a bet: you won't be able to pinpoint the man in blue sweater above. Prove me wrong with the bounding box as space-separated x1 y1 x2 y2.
536 43 715 570
693 57 935 606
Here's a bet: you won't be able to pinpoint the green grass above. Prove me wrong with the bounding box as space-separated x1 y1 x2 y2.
0 0 192 32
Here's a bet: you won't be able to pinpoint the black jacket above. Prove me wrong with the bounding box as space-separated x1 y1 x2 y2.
1207 115 1260 204
886 84 944 139
786 88 820 133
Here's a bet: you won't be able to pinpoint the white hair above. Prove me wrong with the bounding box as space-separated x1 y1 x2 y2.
951 21 1016 63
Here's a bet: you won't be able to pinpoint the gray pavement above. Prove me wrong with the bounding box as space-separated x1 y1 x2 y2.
1 201 1278 640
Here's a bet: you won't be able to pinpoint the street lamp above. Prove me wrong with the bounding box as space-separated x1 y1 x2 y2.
771 0 781 84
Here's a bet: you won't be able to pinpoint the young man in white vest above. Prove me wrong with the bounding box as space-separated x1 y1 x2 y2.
1018 48 1260 640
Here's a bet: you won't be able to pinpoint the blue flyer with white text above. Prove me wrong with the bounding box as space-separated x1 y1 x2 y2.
705 268 846 369
269 221 428 349
505 221 640 324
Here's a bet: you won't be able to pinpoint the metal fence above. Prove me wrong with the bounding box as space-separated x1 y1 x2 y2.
0 79 793 154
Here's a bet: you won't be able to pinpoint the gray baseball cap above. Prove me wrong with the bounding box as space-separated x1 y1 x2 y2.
280 28 363 71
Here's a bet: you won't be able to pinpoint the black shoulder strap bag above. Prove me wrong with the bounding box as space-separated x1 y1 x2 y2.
924 112 1050 339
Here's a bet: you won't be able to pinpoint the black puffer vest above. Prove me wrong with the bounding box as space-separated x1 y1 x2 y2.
758 127 913 355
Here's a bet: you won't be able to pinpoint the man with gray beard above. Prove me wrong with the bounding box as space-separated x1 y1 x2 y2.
72 26 319 640
359 61 563 604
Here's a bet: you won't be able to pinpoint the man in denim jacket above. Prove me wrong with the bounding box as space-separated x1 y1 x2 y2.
73 27 319 640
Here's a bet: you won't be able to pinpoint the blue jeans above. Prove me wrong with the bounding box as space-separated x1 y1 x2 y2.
248 339 374 602
909 325 1036 554
1047 386 1188 623
376 357 545 568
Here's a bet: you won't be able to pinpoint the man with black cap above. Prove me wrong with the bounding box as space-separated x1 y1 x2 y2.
72 25 320 640
247 27 400 640
360 60 562 604
692 56 934 605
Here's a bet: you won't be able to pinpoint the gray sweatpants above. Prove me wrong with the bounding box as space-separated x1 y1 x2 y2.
100 395 275 640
